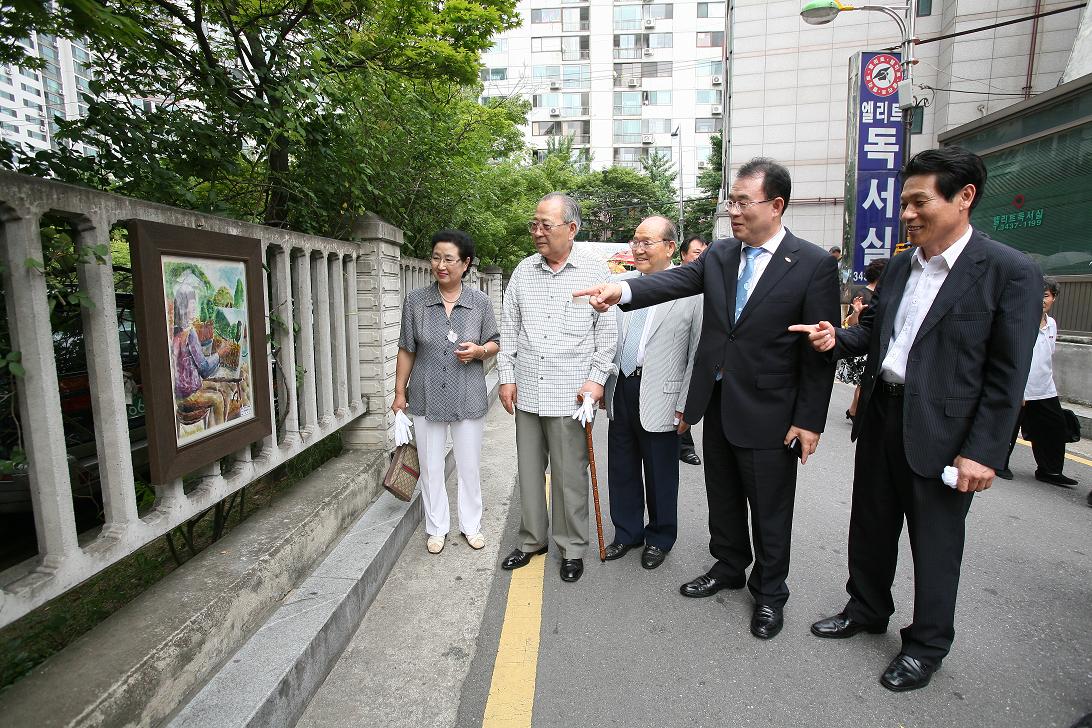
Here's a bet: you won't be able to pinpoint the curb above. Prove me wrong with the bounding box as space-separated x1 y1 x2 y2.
166 370 500 728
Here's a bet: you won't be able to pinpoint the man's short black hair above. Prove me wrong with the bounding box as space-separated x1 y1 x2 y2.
1043 275 1060 298
864 258 888 284
829 246 842 256
902 146 987 211
431 229 475 279
736 157 791 207
681 236 707 256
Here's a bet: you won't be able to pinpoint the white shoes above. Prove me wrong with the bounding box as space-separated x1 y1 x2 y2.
464 532 486 550
427 535 446 554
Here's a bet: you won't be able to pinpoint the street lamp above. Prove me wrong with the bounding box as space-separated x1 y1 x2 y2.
800 0 917 160
671 126 684 245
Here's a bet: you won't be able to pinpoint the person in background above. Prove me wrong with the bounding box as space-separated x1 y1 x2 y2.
603 216 703 570
997 277 1078 486
829 246 843 261
837 258 888 424
677 235 709 466
394 230 500 555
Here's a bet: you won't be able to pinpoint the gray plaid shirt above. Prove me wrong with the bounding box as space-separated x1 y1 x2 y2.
498 244 618 417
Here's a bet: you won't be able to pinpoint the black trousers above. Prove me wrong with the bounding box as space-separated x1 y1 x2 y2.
606 372 681 550
702 381 797 608
680 428 696 453
844 386 974 664
1007 396 1068 475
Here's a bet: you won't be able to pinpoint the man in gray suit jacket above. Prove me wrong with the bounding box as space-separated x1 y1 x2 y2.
793 147 1041 692
602 216 703 570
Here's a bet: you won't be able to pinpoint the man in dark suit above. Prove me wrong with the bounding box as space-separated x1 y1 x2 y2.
578 158 840 640
791 146 1041 691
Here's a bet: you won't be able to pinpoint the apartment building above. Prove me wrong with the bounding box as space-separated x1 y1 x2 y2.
0 33 94 156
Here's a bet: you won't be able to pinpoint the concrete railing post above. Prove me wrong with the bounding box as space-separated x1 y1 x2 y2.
343 215 404 451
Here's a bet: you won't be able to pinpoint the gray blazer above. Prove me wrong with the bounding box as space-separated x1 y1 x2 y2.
605 271 703 432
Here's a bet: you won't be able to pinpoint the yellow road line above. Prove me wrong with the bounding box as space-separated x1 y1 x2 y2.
1015 438 1092 468
482 476 549 728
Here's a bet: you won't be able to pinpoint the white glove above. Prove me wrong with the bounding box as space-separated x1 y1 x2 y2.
941 465 958 488
393 409 414 447
572 392 596 427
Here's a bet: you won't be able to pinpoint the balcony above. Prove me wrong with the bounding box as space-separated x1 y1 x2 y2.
562 20 590 31
612 105 642 116
561 49 591 61
614 19 642 31
561 106 591 116
613 133 643 144
613 48 645 60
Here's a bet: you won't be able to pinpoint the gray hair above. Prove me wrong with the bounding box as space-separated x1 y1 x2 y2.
540 192 582 234
643 215 677 245
1043 275 1060 297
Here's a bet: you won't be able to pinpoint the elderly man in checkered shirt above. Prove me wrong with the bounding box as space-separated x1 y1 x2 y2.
497 192 618 584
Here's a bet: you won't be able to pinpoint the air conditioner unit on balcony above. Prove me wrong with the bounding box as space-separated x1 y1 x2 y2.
643 18 656 29
549 79 561 90
642 48 654 57
549 107 561 116
711 75 723 86
627 78 640 87
710 104 723 115
642 134 654 144
697 161 709 170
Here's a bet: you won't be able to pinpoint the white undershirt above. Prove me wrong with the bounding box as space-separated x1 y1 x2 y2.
1023 316 1057 400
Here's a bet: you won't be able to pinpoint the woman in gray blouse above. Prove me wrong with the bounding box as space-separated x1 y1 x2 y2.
393 230 500 555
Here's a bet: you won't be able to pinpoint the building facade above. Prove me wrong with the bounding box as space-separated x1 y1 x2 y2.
0 33 94 156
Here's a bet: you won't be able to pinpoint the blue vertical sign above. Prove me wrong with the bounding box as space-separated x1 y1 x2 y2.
846 51 905 284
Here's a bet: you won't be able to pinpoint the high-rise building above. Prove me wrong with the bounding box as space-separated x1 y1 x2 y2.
483 0 1084 248
0 33 94 156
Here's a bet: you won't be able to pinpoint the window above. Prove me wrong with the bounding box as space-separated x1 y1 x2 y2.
646 4 673 20
531 8 561 23
613 34 642 59
0 90 15 102
613 5 641 30
532 36 562 52
650 146 673 161
613 91 642 115
533 93 561 108
911 109 924 134
695 59 721 77
489 38 508 53
695 117 723 133
643 90 671 106
20 82 41 95
562 7 589 31
644 118 672 134
480 95 504 105
562 36 590 60
533 120 590 143
698 2 725 18
72 46 90 63
643 61 672 78
0 106 15 117
648 33 672 49
916 0 932 16
613 119 642 143
75 76 90 91
562 65 590 88
696 143 713 164
562 92 590 115
697 31 724 47
480 67 508 81
534 65 561 79
695 89 723 104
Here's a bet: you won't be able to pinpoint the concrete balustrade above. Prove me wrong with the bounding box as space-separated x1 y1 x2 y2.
0 172 409 629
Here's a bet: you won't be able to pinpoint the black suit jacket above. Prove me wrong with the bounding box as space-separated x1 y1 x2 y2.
625 230 840 449
836 229 1041 477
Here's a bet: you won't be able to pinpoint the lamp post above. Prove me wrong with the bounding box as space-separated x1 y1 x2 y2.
671 125 684 245
800 0 917 167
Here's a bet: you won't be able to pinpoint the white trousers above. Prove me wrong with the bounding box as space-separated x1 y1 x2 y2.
413 416 485 537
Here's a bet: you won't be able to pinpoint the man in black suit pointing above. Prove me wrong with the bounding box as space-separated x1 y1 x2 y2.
792 146 1041 692
578 158 839 640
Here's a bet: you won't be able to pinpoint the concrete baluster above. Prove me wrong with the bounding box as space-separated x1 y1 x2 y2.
311 252 335 426
344 254 363 415
268 243 300 445
292 249 319 439
329 252 349 418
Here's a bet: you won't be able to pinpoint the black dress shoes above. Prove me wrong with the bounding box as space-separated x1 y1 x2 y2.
750 604 783 639
1036 469 1078 487
680 450 702 466
995 467 1014 480
560 558 584 582
640 545 666 569
604 541 641 560
501 546 547 571
810 611 888 639
880 652 939 692
679 573 745 598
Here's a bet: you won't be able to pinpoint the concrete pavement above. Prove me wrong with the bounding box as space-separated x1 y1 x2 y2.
303 383 1092 728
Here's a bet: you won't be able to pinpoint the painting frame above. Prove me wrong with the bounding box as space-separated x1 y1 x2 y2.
129 220 272 484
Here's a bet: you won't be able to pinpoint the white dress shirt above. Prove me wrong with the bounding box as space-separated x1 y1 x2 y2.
880 226 973 384
1023 316 1057 400
631 265 677 367
617 227 787 306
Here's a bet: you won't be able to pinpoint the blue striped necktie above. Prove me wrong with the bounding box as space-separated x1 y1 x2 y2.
735 246 764 319
618 307 648 376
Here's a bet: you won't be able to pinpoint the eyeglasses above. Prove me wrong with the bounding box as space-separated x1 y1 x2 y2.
431 255 464 266
628 239 672 250
527 220 568 233
725 199 775 213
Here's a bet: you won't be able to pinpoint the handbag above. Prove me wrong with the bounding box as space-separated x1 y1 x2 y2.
1062 408 1082 444
383 443 420 502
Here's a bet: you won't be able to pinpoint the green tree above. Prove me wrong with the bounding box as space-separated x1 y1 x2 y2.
233 279 245 309
682 134 723 242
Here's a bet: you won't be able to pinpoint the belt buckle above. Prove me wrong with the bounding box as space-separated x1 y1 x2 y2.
632 366 642 377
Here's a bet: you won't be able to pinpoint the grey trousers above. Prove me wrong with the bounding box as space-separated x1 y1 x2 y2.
515 409 591 559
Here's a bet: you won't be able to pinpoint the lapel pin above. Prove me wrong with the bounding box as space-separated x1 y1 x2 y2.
784 257 792 263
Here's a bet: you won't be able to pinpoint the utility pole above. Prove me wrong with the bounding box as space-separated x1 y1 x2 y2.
672 126 684 244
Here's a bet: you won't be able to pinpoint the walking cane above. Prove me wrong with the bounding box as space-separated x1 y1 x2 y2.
583 416 607 562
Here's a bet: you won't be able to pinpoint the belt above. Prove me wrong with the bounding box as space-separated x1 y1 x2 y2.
878 380 905 397
629 366 642 378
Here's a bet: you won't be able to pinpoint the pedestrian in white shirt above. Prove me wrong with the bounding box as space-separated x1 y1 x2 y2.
998 277 1077 486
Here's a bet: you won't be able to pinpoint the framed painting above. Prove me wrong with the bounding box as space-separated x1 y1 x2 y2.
129 220 272 483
